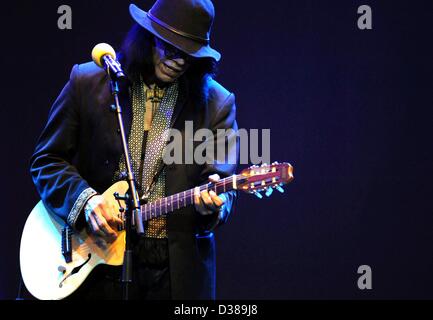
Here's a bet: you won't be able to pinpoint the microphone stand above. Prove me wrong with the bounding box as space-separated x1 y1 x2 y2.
108 71 144 300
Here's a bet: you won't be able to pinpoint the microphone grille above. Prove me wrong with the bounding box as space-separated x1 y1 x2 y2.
91 43 117 67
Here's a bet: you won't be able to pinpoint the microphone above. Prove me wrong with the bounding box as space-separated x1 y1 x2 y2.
91 43 126 80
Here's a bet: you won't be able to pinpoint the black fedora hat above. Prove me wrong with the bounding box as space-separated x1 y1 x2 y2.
129 0 221 61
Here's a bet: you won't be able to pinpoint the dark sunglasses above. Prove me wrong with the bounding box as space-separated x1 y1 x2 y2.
154 37 194 63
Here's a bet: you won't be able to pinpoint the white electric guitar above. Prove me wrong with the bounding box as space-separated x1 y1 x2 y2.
20 162 293 300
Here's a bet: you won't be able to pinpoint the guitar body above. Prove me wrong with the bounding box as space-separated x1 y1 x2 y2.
20 181 128 300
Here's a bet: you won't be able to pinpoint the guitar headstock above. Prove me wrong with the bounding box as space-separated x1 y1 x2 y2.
237 162 294 198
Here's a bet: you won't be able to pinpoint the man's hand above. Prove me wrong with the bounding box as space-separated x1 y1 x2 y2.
83 194 123 241
194 174 226 216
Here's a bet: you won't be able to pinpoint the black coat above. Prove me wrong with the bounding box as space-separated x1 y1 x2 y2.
30 62 238 299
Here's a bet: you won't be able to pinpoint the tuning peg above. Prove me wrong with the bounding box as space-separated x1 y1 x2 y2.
253 191 263 199
275 185 284 193
272 161 279 165
261 163 268 167
265 187 273 197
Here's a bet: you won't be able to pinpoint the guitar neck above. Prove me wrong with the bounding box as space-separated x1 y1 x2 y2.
140 174 243 221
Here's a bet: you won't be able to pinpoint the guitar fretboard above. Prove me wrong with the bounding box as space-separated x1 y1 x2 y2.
140 174 243 221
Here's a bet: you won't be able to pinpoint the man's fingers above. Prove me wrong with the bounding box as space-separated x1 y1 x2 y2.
99 219 117 239
195 194 212 215
208 174 220 183
209 190 224 207
194 186 201 206
101 205 123 228
200 190 217 213
194 182 224 215
93 212 117 239
201 190 214 209
194 188 211 215
88 214 105 238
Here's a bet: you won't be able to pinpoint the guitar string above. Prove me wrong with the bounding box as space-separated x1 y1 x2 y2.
140 170 280 219
142 169 279 209
140 175 236 218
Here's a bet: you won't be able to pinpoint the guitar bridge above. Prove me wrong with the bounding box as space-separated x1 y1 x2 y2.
61 225 73 263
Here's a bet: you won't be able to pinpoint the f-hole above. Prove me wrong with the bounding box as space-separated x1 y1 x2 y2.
59 253 92 288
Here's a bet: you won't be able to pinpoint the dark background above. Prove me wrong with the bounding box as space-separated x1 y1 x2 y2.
1 0 432 299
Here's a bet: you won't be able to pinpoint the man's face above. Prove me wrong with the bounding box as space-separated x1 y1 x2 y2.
152 37 192 84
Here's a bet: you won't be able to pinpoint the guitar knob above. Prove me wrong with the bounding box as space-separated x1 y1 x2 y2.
265 188 273 197
253 191 263 199
275 185 284 193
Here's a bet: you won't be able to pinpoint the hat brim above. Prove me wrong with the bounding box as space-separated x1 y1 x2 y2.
129 4 221 62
